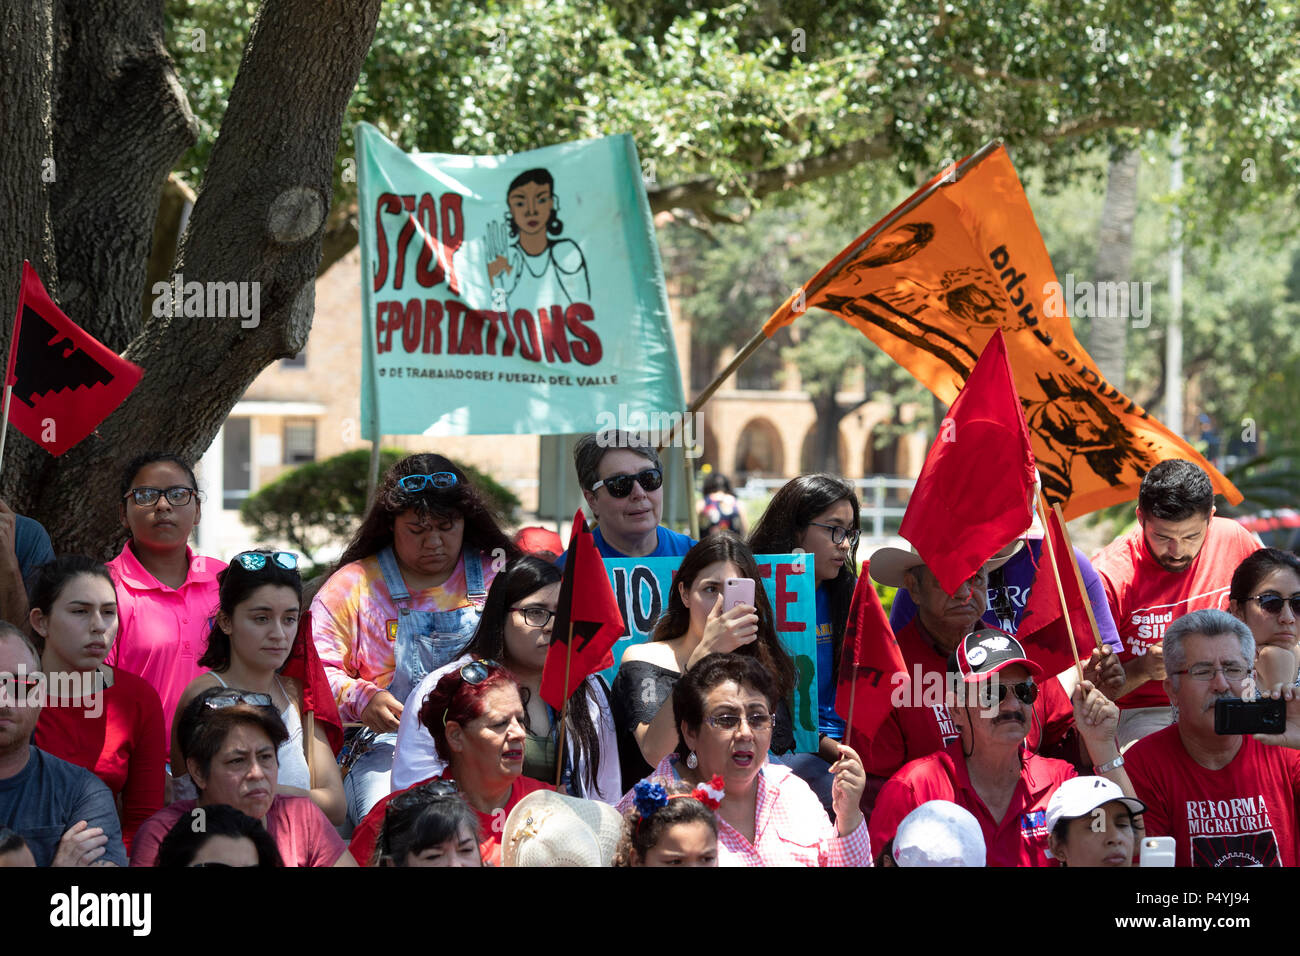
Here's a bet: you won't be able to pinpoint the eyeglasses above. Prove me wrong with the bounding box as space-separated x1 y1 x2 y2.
1175 663 1250 682
975 678 1039 708
397 473 459 493
203 691 273 710
0 672 44 705
510 606 556 628
124 485 196 507
233 551 298 572
807 522 860 548
1248 594 1300 617
705 711 774 733
591 468 663 498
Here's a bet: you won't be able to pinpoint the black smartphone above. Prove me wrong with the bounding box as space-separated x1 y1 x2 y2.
1214 696 1285 735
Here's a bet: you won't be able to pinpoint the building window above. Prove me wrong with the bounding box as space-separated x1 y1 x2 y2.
280 351 306 369
283 421 316 464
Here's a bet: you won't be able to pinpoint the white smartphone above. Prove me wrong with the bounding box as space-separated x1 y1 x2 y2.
1139 836 1175 867
723 577 755 612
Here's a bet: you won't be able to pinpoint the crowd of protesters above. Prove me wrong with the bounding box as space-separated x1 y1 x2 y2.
3 434 1300 868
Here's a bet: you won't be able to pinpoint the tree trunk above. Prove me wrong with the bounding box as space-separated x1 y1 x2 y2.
7 0 383 558
809 393 843 474
1089 148 1141 388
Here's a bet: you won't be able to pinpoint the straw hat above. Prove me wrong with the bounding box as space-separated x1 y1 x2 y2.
868 538 1025 588
501 791 624 867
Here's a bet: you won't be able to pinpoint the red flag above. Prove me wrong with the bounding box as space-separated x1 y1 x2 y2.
1016 505 1099 677
5 261 143 455
899 329 1035 595
540 510 626 711
834 564 909 741
282 609 344 755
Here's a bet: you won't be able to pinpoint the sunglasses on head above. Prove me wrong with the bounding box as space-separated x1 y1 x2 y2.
390 778 460 812
1249 593 1300 616
591 468 663 498
397 473 459 493
203 691 273 710
233 551 298 572
975 677 1038 708
441 661 503 727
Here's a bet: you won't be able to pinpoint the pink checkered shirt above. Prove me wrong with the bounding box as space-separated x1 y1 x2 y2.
619 756 873 867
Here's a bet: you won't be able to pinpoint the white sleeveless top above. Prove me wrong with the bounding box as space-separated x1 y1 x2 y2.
175 674 312 798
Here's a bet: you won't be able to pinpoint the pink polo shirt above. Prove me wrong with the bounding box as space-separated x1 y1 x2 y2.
106 543 224 763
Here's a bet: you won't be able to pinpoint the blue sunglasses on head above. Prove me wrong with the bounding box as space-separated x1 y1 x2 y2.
397 473 459 493
233 551 298 572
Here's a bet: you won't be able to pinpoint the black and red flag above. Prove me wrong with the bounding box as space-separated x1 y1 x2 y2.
282 609 344 755
540 509 626 710
835 563 909 745
5 261 143 456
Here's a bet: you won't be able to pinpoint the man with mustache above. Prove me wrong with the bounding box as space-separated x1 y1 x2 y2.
1092 460 1259 749
869 627 1133 866
1125 609 1300 867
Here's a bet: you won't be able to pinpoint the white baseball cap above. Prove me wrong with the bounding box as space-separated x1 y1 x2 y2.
1044 776 1147 858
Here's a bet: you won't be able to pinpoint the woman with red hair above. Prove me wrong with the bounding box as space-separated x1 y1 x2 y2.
348 661 551 866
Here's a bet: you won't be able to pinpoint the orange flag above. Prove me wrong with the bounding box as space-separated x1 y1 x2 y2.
762 144 1240 518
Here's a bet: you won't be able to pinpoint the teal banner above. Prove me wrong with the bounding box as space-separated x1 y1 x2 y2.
599 554 819 754
356 123 686 437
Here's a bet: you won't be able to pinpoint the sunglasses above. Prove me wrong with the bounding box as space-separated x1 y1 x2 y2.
975 678 1038 708
705 711 774 733
124 485 197 507
510 606 556 628
441 661 502 727
591 468 663 498
203 691 273 710
397 473 459 493
1248 594 1300 617
233 551 298 572
390 779 460 812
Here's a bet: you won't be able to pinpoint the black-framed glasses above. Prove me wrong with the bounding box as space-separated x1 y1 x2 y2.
1248 594 1300 617
591 468 663 498
807 521 860 548
124 485 197 507
976 678 1038 708
510 606 556 628
705 711 774 733
1176 663 1250 682
397 473 459 493
233 551 299 572
203 691 273 710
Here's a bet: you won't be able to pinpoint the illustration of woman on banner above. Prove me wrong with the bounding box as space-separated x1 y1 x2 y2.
486 168 590 311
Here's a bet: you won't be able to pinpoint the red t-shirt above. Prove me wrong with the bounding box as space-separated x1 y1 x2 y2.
34 668 165 852
869 740 1076 867
129 795 346 867
856 619 1073 779
1126 725 1300 867
349 773 553 866
1092 517 1258 710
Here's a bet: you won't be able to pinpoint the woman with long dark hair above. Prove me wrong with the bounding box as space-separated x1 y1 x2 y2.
1229 547 1300 693
485 167 590 309
748 474 860 809
610 533 797 791
310 452 520 825
170 550 345 824
391 555 619 801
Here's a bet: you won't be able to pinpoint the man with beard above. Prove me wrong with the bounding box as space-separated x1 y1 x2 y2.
1126 610 1300 867
1092 460 1259 748
869 628 1133 866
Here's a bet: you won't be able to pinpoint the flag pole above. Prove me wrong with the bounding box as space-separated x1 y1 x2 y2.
554 623 574 789
1051 501 1103 654
1034 491 1085 684
844 663 859 743
0 384 12 483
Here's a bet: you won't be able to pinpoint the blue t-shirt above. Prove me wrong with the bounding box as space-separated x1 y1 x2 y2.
16 514 55 591
557 525 696 567
814 586 846 739
887 538 1122 654
0 746 127 866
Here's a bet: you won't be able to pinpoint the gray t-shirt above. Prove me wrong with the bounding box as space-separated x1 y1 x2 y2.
0 746 127 866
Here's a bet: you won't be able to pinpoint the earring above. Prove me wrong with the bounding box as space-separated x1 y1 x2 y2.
1170 703 1179 724
686 751 698 770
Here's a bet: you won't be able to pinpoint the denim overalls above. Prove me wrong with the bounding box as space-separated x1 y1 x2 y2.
343 547 488 827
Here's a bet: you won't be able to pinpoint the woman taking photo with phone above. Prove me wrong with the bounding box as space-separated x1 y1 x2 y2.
610 533 797 791
748 474 860 810
171 550 346 824
311 453 519 825
106 452 225 770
